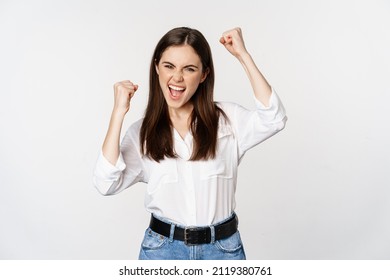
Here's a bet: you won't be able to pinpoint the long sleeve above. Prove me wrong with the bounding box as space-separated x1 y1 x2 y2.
93 119 146 195
220 87 287 161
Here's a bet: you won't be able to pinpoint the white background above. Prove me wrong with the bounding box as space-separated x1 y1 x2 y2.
0 0 389 259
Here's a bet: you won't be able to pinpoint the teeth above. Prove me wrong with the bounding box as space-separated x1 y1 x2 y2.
169 85 185 91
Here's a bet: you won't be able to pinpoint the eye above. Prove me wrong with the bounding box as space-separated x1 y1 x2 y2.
164 64 174 69
185 67 196 72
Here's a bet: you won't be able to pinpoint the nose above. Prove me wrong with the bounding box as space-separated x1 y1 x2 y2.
173 70 184 82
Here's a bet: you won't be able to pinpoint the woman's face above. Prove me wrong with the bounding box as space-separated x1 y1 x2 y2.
156 44 208 113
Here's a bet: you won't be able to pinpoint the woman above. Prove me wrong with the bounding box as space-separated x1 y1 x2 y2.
93 27 287 260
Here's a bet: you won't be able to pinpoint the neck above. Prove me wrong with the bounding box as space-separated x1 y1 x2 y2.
168 103 193 122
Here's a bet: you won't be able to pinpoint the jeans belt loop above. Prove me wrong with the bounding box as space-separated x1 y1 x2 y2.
169 223 175 242
210 225 216 244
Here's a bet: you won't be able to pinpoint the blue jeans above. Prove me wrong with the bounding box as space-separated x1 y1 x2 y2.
138 214 246 260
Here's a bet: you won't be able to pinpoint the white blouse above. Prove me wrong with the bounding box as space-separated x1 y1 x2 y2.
93 88 287 227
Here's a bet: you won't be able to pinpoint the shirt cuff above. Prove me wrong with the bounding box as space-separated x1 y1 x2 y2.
253 87 287 123
94 150 126 181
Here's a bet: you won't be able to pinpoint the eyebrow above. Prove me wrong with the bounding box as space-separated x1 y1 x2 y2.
161 61 199 69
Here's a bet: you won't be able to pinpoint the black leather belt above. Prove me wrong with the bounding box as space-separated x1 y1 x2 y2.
149 214 238 245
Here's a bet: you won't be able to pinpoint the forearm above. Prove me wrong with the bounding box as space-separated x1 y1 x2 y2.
102 110 126 165
238 52 272 107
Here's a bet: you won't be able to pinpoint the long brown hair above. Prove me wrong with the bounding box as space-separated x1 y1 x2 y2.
140 27 227 162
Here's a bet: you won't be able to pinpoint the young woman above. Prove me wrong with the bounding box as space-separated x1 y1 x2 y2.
93 27 287 260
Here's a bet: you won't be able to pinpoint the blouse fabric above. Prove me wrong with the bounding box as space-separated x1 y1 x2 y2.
93 88 287 227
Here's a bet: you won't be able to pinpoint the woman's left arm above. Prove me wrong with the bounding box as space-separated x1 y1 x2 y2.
220 27 271 107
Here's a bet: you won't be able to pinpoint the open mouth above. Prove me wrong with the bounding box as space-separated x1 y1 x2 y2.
168 85 186 99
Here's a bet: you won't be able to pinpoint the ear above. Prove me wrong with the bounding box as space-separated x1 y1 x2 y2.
200 68 209 83
155 60 159 75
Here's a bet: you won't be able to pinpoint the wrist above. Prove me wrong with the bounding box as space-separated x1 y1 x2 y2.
237 51 252 64
111 108 127 121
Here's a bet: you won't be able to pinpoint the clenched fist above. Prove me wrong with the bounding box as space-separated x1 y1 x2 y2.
219 27 248 59
113 80 139 114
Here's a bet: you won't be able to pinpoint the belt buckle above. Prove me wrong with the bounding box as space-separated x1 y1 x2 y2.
184 226 205 246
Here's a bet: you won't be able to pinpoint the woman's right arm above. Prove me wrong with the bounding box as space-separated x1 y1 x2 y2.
102 81 138 165
93 81 142 196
